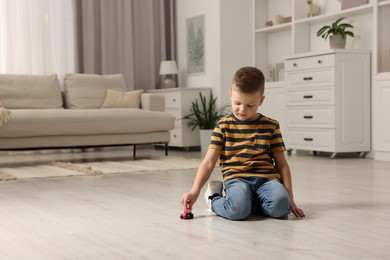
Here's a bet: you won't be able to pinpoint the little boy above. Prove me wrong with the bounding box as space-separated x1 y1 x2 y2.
181 66 305 220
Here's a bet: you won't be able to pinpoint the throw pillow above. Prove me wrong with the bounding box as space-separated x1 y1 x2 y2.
101 89 144 108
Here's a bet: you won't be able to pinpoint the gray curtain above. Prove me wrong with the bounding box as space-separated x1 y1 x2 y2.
73 0 176 90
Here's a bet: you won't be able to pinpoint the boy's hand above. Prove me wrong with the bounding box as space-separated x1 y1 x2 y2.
181 191 200 209
291 199 305 218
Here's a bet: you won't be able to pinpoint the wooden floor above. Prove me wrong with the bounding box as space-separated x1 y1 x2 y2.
0 148 390 259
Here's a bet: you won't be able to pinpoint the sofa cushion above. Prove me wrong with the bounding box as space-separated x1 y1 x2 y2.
64 74 126 109
0 74 62 109
0 109 174 137
101 89 143 108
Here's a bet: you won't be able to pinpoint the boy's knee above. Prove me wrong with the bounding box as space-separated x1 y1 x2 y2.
263 194 291 219
224 202 252 220
212 181 252 220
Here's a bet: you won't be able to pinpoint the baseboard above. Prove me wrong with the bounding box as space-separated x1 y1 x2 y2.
374 151 390 162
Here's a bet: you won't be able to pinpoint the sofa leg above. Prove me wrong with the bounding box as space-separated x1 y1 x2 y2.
133 144 137 160
165 143 168 156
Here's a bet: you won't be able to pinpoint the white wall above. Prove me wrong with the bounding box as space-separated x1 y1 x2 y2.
176 0 253 107
219 0 253 106
176 0 220 94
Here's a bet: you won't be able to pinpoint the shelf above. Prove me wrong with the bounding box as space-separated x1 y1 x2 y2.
379 0 390 7
376 72 390 80
255 23 291 34
285 49 371 60
253 0 387 159
294 3 373 25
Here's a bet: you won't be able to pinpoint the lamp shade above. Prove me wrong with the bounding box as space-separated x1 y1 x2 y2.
159 60 178 75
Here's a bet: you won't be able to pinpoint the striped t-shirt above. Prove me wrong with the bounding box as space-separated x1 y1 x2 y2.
209 113 286 182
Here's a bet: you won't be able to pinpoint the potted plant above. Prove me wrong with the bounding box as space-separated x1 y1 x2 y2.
316 17 354 49
183 92 227 152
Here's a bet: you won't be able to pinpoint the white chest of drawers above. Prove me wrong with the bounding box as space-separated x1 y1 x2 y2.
285 50 371 158
148 88 211 148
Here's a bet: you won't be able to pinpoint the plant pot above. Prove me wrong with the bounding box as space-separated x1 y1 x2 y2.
329 34 346 49
200 129 213 153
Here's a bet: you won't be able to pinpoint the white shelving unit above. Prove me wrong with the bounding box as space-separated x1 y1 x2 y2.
373 0 390 161
254 0 390 160
253 0 374 74
258 81 288 147
375 0 390 74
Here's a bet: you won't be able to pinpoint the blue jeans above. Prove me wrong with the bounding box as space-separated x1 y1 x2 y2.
211 178 292 220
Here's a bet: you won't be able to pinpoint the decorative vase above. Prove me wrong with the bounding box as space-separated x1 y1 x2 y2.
329 34 346 49
163 75 177 88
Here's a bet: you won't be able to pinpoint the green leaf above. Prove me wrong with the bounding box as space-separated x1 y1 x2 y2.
182 92 228 130
316 17 354 41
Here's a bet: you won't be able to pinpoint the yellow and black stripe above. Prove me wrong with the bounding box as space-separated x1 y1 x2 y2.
209 113 286 182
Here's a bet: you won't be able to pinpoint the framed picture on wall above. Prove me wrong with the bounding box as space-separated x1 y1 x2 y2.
186 15 205 75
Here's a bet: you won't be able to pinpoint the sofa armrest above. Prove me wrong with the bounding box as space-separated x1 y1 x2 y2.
141 93 165 111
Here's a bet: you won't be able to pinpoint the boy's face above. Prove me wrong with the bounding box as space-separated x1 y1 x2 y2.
230 85 265 121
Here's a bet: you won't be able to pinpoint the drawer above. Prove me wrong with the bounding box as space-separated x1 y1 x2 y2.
164 92 181 109
285 54 335 71
166 109 182 128
287 68 334 87
287 129 335 151
287 87 335 106
287 107 335 128
169 127 183 146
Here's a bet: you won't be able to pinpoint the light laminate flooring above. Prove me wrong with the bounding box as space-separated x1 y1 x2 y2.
0 148 390 259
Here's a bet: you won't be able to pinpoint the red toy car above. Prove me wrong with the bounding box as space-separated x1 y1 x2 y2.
180 207 194 219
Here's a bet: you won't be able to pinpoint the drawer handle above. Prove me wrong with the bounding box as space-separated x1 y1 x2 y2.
172 98 176 102
303 77 313 81
304 138 313 142
303 115 313 119
293 63 297 67
173 134 177 138
318 60 322 64
303 95 313 99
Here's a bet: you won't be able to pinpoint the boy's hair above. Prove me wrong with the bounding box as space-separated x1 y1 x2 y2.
232 66 265 95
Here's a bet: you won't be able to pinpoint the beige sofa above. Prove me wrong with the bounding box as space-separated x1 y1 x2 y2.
0 73 175 159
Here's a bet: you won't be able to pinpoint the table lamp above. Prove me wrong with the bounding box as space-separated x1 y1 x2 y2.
159 60 178 88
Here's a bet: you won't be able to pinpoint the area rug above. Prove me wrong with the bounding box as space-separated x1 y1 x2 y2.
0 156 202 181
